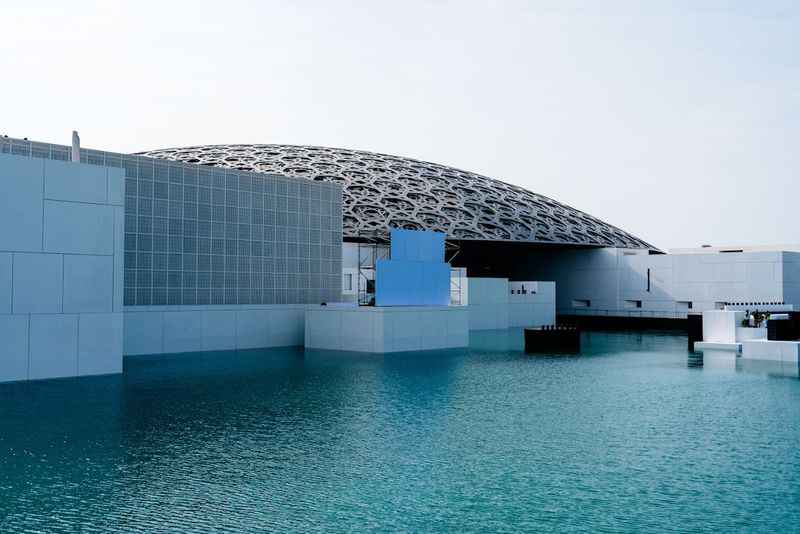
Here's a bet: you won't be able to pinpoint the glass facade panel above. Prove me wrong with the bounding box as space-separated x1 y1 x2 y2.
0 137 343 306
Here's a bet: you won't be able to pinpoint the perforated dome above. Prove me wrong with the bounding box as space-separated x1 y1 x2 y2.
138 144 655 249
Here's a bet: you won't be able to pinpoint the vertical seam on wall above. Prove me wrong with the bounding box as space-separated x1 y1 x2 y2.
61 254 65 313
112 204 116 313
40 160 45 251
112 247 116 312
76 314 81 376
26 314 30 380
616 249 620 312
160 311 165 353
10 253 14 314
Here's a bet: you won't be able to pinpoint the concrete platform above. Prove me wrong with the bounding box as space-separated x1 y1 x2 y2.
304 305 469 353
742 340 800 363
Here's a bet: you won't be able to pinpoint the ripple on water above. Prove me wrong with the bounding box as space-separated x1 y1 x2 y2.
0 332 799 532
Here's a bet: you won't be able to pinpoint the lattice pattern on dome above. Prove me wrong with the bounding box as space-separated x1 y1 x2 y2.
138 144 655 249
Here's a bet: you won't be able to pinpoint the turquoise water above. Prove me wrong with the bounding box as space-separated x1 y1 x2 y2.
1 330 799 533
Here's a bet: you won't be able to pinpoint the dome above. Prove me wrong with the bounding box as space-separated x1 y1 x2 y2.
137 144 655 249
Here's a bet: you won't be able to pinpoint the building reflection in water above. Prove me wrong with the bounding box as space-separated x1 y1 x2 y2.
688 350 799 379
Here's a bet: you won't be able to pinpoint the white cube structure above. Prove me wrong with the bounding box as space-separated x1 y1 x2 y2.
305 305 469 353
467 278 556 330
0 153 124 383
702 310 745 344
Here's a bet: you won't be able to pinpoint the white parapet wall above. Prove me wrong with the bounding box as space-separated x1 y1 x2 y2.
466 278 510 330
466 278 556 330
508 281 556 328
305 305 469 353
0 153 124 383
742 340 800 363
123 305 307 356
509 246 800 319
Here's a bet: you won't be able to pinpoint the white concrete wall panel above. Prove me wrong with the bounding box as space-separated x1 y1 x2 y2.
508 303 555 328
0 154 44 252
29 314 79 380
467 278 508 305
306 308 342 350
508 281 556 327
742 340 800 363
736 327 767 341
235 310 271 350
78 313 123 376
389 312 422 352
0 315 29 382
0 156 124 382
419 310 449 350
270 308 305 346
783 253 800 307
44 159 107 204
63 255 114 313
113 206 124 312
712 262 746 283
467 278 556 329
201 310 237 351
468 305 509 330
43 200 114 255
536 302 556 325
0 253 12 314
123 311 164 356
445 308 469 347
163 311 204 354
305 306 468 353
466 278 509 330
535 281 556 303
12 253 63 314
340 310 374 352
702 311 744 344
783 253 800 282
515 246 794 319
125 305 308 357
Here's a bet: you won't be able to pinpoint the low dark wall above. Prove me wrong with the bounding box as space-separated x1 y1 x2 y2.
768 313 800 341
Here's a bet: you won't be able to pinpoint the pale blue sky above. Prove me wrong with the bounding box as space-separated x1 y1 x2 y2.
2 1 797 249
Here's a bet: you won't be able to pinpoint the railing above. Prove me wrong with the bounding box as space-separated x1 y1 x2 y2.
561 308 690 320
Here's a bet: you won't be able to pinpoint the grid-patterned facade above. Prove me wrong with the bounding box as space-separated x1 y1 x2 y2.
0 137 343 306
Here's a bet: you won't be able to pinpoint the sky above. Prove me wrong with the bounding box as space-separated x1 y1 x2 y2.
2 1 797 250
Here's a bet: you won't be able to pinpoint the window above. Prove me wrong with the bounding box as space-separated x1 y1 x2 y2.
343 273 353 292
625 300 643 309
572 299 591 308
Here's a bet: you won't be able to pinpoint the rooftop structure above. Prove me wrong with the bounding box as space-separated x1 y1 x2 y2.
139 144 656 250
